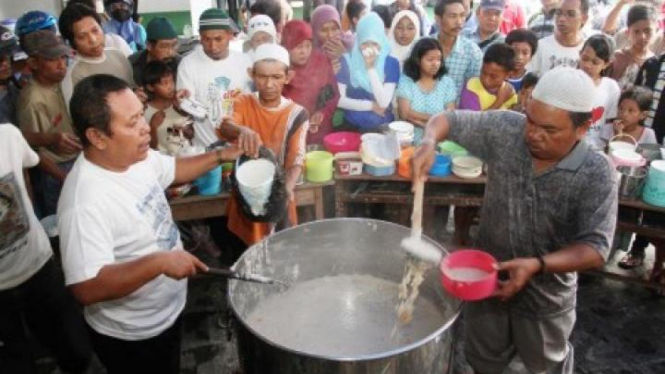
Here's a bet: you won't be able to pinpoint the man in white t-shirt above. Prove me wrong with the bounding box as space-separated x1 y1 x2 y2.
0 125 93 374
529 0 589 76
58 74 256 374
177 8 252 148
58 3 135 105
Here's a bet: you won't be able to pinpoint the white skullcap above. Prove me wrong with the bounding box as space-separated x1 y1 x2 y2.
248 15 277 40
531 67 597 113
253 43 290 67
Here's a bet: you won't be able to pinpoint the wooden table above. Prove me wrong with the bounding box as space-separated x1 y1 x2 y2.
169 181 334 221
600 198 665 290
334 172 486 238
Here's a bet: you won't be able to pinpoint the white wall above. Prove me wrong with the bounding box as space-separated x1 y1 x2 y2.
0 0 63 20
138 0 193 13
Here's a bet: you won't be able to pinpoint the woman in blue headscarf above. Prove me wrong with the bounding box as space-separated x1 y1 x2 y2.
336 12 401 132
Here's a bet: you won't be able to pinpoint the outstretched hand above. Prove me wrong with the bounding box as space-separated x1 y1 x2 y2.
493 257 541 301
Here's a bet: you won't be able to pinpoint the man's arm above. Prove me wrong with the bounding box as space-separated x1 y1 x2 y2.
69 250 208 306
493 244 604 301
173 147 243 185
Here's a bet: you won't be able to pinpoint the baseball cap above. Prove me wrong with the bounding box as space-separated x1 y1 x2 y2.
22 30 70 59
479 0 506 11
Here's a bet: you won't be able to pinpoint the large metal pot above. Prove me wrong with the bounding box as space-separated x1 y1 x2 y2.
228 218 462 374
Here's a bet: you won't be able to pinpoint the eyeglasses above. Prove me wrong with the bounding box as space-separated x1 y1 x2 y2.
553 9 580 18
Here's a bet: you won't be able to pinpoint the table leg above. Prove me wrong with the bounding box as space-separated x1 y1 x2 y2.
335 181 348 217
314 187 325 220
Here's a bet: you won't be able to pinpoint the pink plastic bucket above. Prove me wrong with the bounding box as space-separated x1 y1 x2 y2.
440 249 497 301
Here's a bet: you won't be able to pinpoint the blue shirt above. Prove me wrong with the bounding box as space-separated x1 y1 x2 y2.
337 56 400 130
432 34 483 95
396 75 458 115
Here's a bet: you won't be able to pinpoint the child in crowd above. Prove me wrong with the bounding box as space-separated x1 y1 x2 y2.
607 4 656 90
143 61 193 156
389 10 421 70
505 29 538 92
578 34 621 150
511 72 539 113
601 87 657 146
458 43 518 111
397 38 457 135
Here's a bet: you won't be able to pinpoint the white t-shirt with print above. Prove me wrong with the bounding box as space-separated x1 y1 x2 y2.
528 35 584 77
0 125 52 290
585 77 620 151
58 150 185 341
176 46 252 148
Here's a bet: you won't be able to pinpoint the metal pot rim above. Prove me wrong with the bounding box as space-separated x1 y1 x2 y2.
228 218 463 362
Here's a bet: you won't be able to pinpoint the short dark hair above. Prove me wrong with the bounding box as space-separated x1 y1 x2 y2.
505 29 538 56
569 111 592 128
404 38 447 81
627 4 657 28
143 60 174 87
371 5 394 29
58 3 102 48
346 1 367 23
250 0 282 28
619 86 653 112
578 0 590 15
521 72 539 90
582 34 614 63
483 43 516 72
70 74 131 147
435 0 465 17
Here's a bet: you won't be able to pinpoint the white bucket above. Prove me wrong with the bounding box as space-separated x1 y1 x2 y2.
236 159 275 216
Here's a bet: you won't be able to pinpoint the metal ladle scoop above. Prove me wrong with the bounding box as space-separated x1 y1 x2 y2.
204 267 289 286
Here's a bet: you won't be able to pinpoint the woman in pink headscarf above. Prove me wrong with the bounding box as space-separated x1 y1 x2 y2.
310 4 354 74
282 20 340 145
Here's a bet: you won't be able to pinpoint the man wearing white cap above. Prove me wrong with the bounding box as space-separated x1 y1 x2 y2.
412 66 618 374
222 44 309 247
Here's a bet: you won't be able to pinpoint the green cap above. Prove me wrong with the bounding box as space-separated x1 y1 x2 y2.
146 17 178 40
199 8 232 31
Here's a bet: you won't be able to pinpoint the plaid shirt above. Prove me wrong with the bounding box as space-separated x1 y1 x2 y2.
432 34 483 95
462 28 506 53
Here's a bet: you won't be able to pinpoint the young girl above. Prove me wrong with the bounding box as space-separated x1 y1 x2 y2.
389 10 421 70
337 12 400 132
607 5 656 90
578 35 621 151
601 86 657 146
397 38 456 134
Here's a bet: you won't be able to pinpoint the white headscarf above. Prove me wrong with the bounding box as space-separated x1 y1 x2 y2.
388 10 421 69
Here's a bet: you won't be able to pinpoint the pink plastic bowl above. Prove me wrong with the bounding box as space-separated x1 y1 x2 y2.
440 249 498 301
323 132 362 154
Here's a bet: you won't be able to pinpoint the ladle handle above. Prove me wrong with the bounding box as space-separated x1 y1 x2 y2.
411 180 424 237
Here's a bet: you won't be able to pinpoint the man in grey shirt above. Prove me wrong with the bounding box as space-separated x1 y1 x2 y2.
412 66 618 374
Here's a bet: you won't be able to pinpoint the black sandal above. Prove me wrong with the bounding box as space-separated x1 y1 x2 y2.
618 251 645 269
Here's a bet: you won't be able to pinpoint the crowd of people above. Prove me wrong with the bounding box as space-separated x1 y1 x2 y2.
1 0 664 373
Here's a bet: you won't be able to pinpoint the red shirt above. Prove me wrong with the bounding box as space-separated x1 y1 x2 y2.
500 0 526 35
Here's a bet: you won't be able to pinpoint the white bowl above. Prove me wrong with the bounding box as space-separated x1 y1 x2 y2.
452 156 483 170
453 166 482 179
389 121 415 135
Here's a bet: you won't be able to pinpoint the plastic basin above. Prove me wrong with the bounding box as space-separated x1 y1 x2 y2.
195 166 222 196
429 154 452 177
323 132 362 154
440 249 497 301
306 151 334 182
